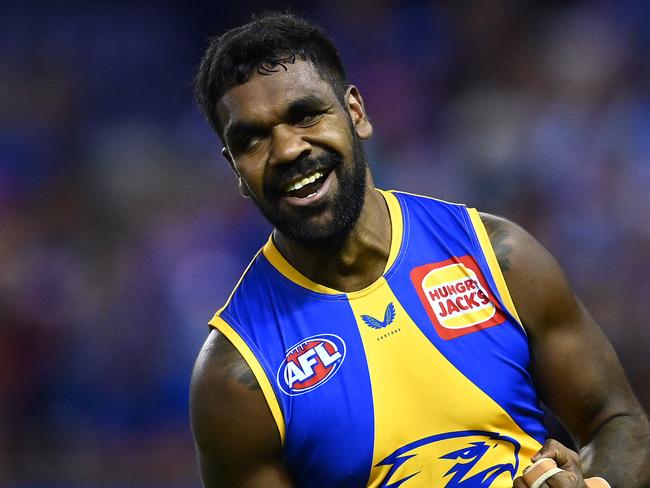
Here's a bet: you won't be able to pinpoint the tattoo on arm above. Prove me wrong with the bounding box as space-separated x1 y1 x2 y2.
229 361 262 390
213 333 262 391
483 218 513 272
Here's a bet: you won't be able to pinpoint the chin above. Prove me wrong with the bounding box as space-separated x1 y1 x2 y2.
281 222 346 244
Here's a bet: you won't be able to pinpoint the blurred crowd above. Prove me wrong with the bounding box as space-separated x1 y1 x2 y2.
1 1 648 486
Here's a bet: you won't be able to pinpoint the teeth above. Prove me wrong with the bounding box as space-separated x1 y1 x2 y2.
285 171 323 192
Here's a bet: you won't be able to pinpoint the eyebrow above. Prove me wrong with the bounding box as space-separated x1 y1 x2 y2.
224 94 329 144
224 120 265 146
285 95 328 120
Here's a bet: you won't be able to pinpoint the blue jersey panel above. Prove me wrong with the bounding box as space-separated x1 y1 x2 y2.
221 255 376 487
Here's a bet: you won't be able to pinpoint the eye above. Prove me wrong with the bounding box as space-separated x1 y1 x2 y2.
296 111 323 127
238 134 263 153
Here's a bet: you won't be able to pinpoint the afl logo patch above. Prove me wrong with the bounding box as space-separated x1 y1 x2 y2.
276 334 346 396
410 256 507 340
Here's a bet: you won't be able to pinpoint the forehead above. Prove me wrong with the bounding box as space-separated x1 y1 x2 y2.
217 60 338 131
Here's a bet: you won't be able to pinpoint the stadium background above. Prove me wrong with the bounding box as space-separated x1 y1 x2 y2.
1 0 648 486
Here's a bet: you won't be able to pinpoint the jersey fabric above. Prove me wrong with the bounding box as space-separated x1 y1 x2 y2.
209 190 547 487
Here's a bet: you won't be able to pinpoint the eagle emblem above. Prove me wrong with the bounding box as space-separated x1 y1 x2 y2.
376 430 520 487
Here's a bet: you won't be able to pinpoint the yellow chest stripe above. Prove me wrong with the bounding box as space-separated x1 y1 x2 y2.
348 279 541 487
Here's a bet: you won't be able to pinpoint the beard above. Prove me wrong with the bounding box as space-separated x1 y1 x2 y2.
252 132 368 245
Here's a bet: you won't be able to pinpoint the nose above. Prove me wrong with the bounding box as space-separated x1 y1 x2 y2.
268 124 311 166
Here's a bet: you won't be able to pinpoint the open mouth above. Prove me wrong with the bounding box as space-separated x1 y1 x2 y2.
283 169 330 199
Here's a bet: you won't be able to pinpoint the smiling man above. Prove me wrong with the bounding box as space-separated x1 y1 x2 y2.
216 59 369 246
190 12 650 488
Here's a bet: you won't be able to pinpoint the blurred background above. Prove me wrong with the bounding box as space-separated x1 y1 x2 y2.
1 0 648 486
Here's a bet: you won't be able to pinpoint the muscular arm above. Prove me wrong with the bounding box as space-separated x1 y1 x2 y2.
481 213 650 487
190 329 294 487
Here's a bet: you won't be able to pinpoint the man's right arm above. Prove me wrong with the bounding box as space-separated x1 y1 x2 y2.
190 329 294 487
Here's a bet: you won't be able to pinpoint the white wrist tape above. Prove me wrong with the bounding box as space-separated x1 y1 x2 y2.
523 458 561 488
529 466 564 488
585 477 611 488
522 457 612 488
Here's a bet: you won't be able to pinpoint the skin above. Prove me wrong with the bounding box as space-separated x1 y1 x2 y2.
216 60 389 291
485 216 650 488
190 60 650 487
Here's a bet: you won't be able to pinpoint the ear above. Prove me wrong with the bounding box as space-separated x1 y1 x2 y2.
345 85 373 140
222 146 251 198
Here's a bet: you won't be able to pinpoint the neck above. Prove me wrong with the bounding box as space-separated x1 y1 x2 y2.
272 185 392 293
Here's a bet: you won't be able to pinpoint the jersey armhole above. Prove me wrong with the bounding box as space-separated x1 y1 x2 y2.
466 208 524 330
208 314 286 445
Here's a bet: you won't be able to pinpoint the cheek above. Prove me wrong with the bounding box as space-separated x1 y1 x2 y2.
311 117 355 157
234 160 266 192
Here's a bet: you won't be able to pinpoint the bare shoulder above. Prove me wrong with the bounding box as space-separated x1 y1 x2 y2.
479 213 648 446
478 212 579 335
192 328 263 395
190 329 291 487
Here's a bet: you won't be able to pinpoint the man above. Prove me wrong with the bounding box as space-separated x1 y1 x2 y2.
190 12 650 488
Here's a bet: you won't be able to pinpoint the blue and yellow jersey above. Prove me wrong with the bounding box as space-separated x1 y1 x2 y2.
209 190 547 487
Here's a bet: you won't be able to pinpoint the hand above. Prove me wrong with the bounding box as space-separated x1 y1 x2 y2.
513 438 586 488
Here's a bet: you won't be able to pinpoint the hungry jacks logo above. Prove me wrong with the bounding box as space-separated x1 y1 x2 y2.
410 256 507 340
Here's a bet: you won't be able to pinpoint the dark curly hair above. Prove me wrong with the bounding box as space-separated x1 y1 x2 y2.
194 12 348 139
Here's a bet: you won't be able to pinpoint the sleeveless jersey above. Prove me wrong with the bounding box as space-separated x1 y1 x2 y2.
209 190 547 487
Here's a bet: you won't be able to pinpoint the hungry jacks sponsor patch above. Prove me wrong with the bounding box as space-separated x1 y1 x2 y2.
410 255 507 339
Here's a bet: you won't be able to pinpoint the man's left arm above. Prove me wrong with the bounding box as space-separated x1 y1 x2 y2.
481 213 650 487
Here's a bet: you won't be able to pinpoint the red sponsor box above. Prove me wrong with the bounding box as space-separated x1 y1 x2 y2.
410 255 507 340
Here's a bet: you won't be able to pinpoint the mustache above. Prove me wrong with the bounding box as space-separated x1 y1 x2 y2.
264 151 343 196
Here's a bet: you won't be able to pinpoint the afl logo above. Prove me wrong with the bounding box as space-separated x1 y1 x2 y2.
276 334 346 396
